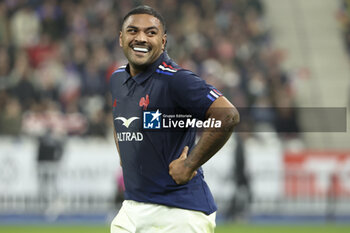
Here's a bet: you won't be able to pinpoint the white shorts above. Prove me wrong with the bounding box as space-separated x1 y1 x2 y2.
110 200 216 233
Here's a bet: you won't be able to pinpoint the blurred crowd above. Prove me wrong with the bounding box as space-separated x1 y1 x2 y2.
339 0 350 55
338 0 350 109
0 0 298 139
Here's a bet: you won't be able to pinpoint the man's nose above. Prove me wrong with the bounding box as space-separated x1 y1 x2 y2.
135 31 147 42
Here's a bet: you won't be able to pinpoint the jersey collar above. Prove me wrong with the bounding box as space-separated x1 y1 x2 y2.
123 52 166 85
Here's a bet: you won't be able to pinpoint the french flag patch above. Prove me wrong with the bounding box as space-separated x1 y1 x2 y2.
207 88 222 101
156 62 178 76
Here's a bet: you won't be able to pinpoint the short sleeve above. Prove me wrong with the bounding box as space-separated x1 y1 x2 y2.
169 70 223 120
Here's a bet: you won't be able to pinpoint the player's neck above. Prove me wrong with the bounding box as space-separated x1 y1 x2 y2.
129 65 144 77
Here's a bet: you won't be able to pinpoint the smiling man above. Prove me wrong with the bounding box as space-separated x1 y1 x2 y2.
110 5 239 233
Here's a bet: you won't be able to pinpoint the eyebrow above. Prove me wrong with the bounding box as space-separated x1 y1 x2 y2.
126 25 160 31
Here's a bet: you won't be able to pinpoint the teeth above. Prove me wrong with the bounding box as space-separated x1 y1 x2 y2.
133 47 148 53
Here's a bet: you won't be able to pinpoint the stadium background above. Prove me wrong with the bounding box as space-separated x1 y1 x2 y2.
0 0 350 232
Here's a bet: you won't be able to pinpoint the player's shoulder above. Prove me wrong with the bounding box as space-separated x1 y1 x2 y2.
111 65 127 77
156 53 192 78
156 63 196 80
156 60 181 76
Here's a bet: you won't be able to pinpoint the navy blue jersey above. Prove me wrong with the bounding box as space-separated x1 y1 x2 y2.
110 52 222 215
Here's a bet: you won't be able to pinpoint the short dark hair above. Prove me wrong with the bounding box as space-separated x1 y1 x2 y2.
121 5 167 33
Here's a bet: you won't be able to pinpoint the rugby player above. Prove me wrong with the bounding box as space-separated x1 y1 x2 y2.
110 5 239 233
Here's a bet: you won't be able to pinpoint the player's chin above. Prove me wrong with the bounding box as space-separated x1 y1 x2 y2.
131 56 152 66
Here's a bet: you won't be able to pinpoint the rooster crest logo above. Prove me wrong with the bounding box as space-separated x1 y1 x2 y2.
139 94 150 110
115 117 140 128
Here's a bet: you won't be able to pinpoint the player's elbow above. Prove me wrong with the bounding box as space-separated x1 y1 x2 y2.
223 106 240 132
206 97 240 132
231 106 240 127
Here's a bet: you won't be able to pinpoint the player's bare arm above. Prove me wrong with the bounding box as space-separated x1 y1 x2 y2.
113 128 122 166
169 96 239 184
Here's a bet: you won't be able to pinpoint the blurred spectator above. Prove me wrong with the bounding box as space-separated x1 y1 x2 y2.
11 50 38 111
10 3 40 48
0 46 11 89
0 97 22 136
37 0 65 40
227 131 252 220
338 0 350 55
27 33 58 68
0 2 10 46
274 90 300 138
36 128 65 211
87 109 108 137
63 101 88 136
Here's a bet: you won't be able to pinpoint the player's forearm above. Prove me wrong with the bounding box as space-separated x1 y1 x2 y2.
185 107 239 171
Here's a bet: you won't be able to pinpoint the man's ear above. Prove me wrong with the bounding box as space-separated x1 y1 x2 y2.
162 33 167 51
119 31 123 47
